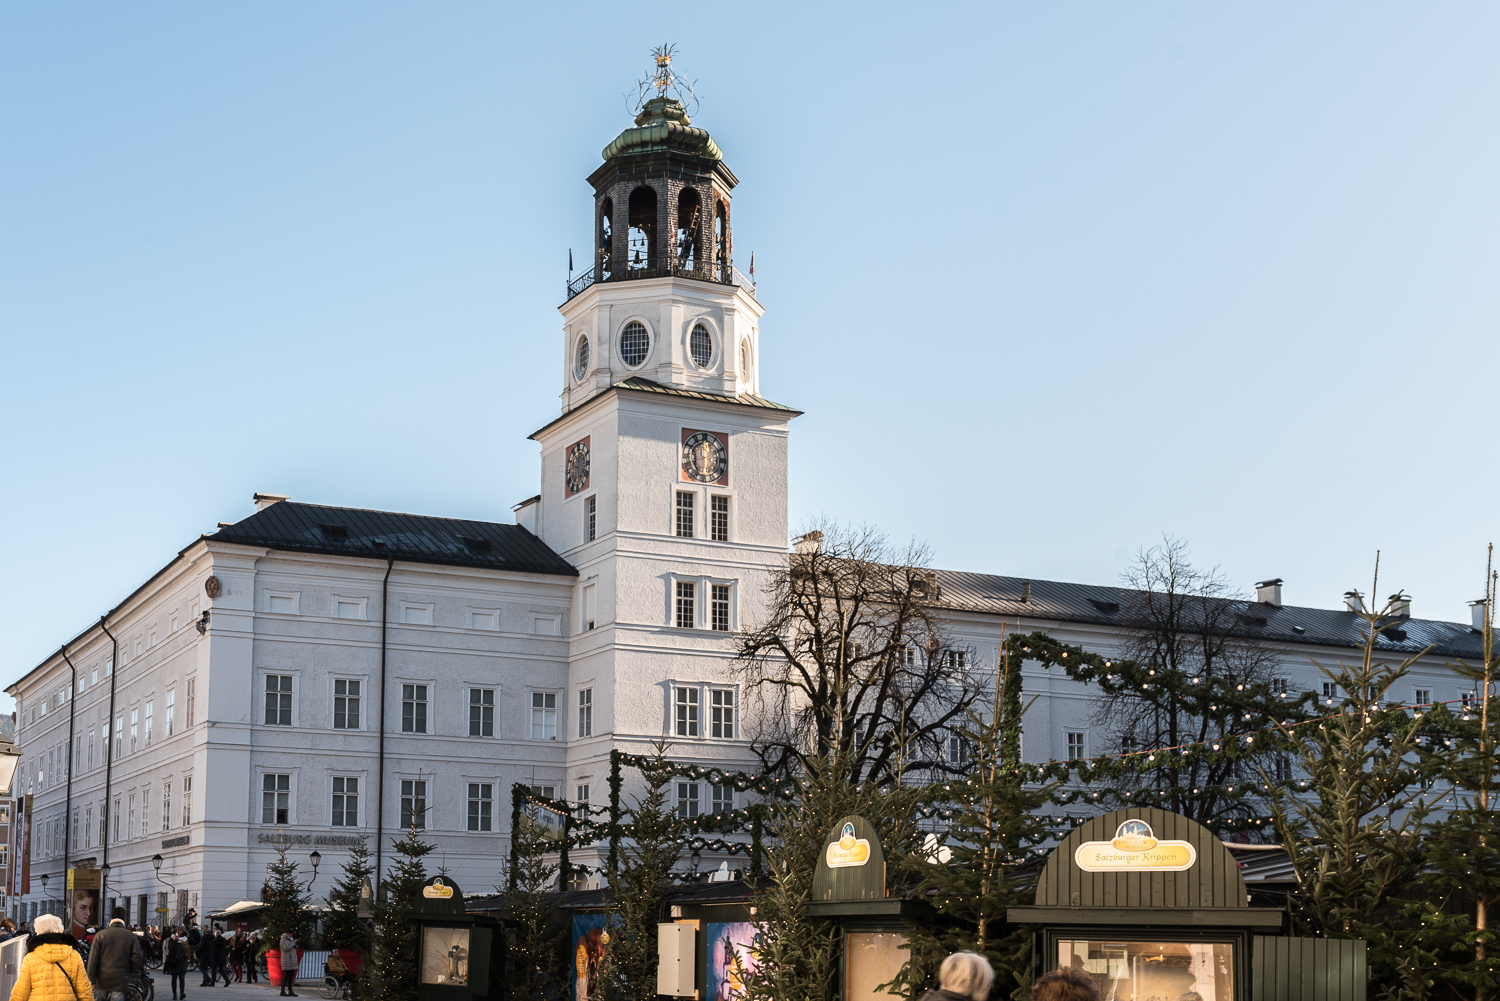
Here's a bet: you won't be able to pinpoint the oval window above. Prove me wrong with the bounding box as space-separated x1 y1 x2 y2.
690 324 712 368
575 335 590 381
619 321 650 367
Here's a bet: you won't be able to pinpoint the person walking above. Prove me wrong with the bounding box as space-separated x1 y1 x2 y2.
228 932 247 982
277 929 298 998
195 927 215 988
920 952 996 1001
163 927 189 1001
85 909 142 1001
1029 968 1100 1001
8 913 92 1001
244 931 260 984
213 930 232 987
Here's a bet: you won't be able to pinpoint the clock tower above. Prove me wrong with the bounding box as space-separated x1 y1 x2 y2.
524 55 799 822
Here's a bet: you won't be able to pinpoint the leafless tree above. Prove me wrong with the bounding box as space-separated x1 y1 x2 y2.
1091 536 1287 825
734 521 989 787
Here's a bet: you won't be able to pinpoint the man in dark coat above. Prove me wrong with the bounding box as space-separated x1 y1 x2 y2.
197 926 217 987
87 909 144 1001
213 927 233 986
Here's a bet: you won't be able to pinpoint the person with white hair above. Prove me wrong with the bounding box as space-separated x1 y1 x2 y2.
8 912 93 1001
921 951 996 1001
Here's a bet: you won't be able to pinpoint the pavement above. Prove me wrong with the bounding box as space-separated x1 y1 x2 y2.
153 976 319 999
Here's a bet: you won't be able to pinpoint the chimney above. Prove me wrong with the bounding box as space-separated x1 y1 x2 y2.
793 531 824 554
1255 579 1283 607
1387 593 1411 619
1021 581 1032 603
1471 599 1489 631
1343 590 1365 613
253 492 289 512
512 495 541 535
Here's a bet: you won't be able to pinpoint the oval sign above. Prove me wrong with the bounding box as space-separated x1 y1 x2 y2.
1073 820 1197 872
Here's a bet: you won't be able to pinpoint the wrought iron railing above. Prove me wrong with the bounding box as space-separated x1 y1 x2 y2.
565 258 754 301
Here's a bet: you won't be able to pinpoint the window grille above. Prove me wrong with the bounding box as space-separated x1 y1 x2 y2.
578 689 593 737
401 684 428 733
619 321 649 366
467 783 493 832
1066 732 1086 761
332 777 359 827
264 676 293 726
469 688 495 737
531 692 557 740
675 492 695 538
710 689 734 739
690 324 712 367
334 679 361 729
675 581 696 629
675 687 700 737
676 782 699 819
710 495 728 541
711 584 730 632
262 775 290 824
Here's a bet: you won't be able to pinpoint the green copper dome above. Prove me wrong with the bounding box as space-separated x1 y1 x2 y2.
601 97 722 163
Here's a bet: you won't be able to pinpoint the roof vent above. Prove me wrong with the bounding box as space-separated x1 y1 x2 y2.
1255 579 1283 607
319 524 349 541
461 536 493 554
1238 613 1269 628
1387 593 1411 619
1088 598 1118 614
253 493 289 512
1343 590 1365 613
1471 599 1489 632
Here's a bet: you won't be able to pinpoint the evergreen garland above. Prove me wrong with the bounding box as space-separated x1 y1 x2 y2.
605 747 686 1001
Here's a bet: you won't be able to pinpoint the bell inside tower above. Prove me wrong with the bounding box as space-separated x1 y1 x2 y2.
675 188 701 272
627 186 656 271
598 197 613 281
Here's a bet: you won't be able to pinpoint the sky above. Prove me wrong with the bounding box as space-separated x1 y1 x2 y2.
4 3 1500 696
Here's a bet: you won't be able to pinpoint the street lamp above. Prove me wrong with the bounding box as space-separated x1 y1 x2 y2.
152 855 178 926
38 873 50 900
307 851 321 891
100 863 111 916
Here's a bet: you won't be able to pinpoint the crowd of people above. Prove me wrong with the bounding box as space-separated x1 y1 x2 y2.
0 908 293 1001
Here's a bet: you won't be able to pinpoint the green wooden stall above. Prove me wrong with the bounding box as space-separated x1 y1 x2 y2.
1008 809 1365 1001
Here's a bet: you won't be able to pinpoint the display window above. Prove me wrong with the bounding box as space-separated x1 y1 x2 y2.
1056 937 1235 1001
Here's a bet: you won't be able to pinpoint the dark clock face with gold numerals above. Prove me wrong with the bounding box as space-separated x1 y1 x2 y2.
681 431 727 483
565 439 591 495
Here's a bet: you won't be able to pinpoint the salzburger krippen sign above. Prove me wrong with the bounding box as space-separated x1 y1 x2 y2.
1072 819 1198 873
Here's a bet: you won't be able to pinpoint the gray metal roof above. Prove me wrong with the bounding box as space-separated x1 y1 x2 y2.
207 501 577 577
928 569 1488 660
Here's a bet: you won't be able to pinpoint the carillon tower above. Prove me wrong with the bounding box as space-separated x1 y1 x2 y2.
524 47 798 822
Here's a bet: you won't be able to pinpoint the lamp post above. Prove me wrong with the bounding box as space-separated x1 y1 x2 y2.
308 851 321 891
100 863 111 920
39 872 50 904
153 854 179 927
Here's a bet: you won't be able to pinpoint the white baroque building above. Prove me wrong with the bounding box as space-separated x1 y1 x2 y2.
7 94 1490 927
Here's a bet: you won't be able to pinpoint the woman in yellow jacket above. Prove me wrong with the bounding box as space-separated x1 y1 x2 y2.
9 913 92 1001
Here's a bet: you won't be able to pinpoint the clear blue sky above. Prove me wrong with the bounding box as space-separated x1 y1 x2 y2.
5 3 1499 695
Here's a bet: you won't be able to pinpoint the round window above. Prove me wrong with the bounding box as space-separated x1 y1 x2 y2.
619 321 649 367
575 334 590 381
690 323 712 368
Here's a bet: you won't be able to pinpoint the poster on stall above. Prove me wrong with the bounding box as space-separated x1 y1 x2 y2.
66 868 101 939
571 913 614 1001
705 921 759 1001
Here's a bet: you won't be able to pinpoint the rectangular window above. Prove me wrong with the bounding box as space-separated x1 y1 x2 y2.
332 776 359 827
1414 688 1432 707
74 735 81 772
166 689 175 736
1462 689 1477 712
531 692 557 740
1322 682 1341 704
88 727 95 769
710 495 729 542
83 806 91 850
144 700 154 746
578 689 593 738
469 688 494 737
71 809 78 852
675 686 700 737
400 779 427 830
711 783 734 813
114 716 123 760
675 581 696 629
711 584 730 632
1273 756 1292 782
141 793 149 838
585 496 597 542
583 583 596 631
334 679 362 730
187 678 196 727
676 782 699 819
947 731 968 764
130 708 139 752
262 774 290 825
182 776 192 827
1066 731 1086 761
127 795 136 840
576 784 590 818
162 782 171 832
335 599 365 619
530 784 555 800
401 684 429 733
711 689 735 739
467 783 492 832
1270 678 1288 696
265 675 293 726
675 491 695 538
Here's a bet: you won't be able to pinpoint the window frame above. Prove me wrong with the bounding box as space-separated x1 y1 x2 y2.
466 782 493 833
675 490 696 539
530 691 558 741
1065 730 1088 761
578 688 593 738
332 677 364 731
709 687 736 739
709 493 730 542
585 495 597 542
674 686 700 738
468 687 495 738
261 772 292 826
264 590 301 616
399 602 435 627
331 774 361 828
333 595 368 620
399 778 428 830
400 682 431 734
263 673 295 727
674 580 697 630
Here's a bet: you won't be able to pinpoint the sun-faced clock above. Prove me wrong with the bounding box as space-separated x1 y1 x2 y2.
681 431 727 484
565 438 591 496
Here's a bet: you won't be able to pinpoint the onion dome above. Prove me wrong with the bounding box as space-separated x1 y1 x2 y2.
601 97 722 163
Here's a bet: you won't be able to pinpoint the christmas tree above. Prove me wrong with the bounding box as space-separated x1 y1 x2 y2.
505 797 564 1001
370 823 436 1001
605 747 685 1001
263 834 309 945
323 834 374 958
